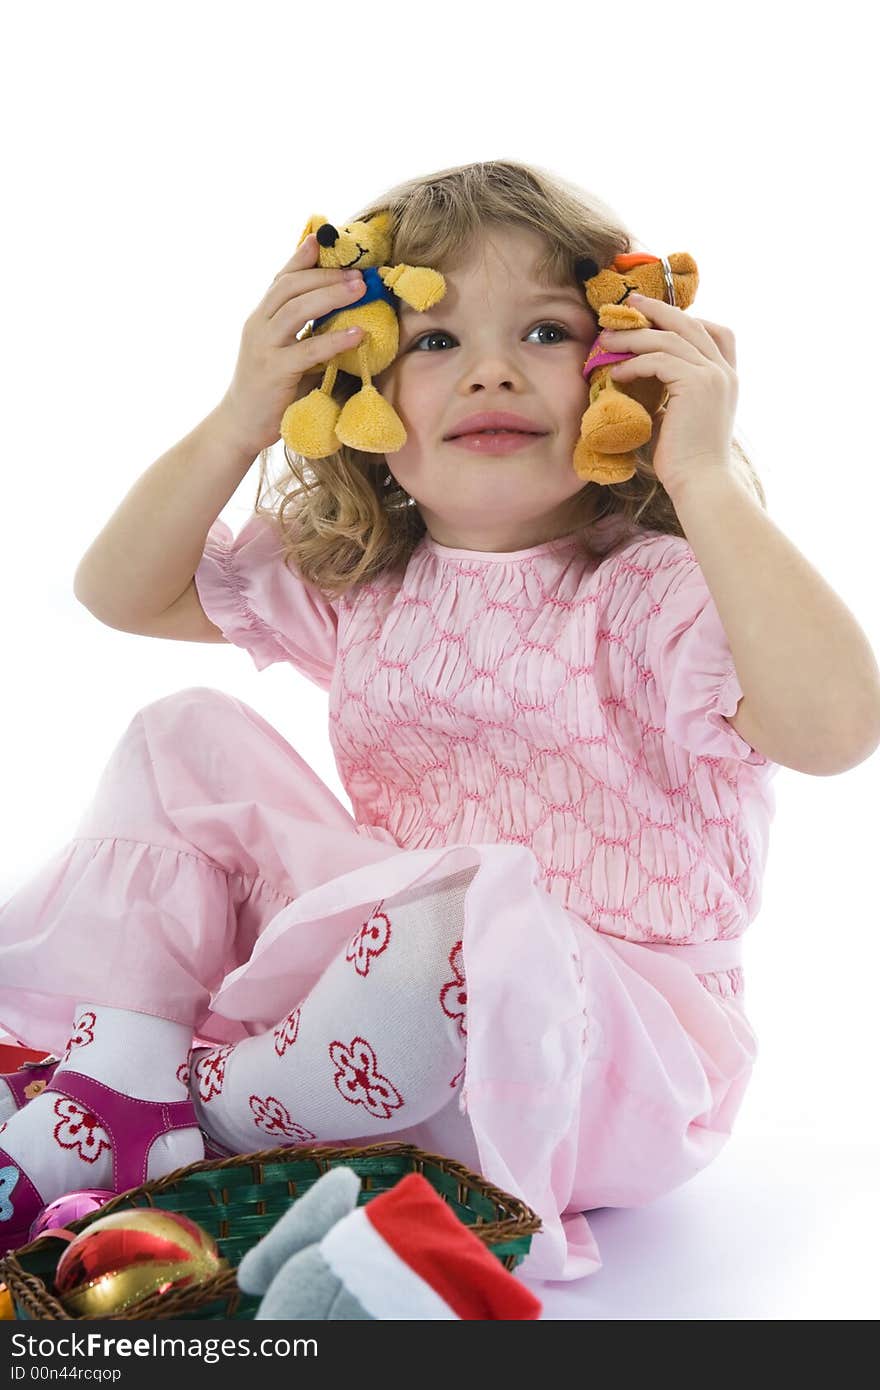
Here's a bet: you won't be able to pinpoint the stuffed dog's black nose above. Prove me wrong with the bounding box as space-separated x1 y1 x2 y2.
316 224 338 247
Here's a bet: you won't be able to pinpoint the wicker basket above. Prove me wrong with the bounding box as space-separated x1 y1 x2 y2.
0 1141 541 1320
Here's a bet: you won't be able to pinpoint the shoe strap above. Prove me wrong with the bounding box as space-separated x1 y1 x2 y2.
0 1143 45 1246
2 1057 60 1111
44 1070 198 1193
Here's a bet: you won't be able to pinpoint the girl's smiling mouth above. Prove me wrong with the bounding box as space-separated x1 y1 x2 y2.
444 410 548 439
445 432 549 454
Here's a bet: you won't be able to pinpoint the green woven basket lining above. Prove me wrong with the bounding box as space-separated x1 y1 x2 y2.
6 1148 536 1321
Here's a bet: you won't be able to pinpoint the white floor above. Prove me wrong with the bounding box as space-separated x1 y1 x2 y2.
523 1134 879 1320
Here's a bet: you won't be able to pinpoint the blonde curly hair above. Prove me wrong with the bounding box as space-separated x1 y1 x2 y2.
254 158 765 600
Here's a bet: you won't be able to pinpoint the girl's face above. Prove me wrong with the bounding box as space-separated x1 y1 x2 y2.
373 225 600 553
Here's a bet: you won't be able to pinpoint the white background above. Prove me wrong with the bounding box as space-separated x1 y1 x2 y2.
2 1 877 1318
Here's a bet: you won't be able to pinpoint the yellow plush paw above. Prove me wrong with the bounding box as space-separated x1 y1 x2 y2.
383 265 446 312
572 437 637 484
335 385 407 453
579 387 652 456
598 305 651 332
280 390 342 459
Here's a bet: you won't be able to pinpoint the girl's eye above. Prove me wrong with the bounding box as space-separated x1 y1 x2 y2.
528 322 572 345
408 321 572 351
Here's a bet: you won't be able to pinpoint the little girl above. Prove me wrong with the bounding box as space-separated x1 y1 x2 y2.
2 160 878 1282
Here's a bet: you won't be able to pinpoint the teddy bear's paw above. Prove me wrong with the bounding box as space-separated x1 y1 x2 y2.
280 390 342 459
401 267 446 311
572 438 637 485
335 385 407 453
579 387 653 455
598 305 651 332
383 265 446 312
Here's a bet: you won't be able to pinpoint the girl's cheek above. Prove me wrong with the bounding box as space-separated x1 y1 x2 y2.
384 374 403 409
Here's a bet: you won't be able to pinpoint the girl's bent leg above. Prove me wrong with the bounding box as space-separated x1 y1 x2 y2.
188 866 475 1154
0 688 402 1054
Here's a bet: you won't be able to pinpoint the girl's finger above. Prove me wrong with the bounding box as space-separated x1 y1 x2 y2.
267 275 366 337
602 328 705 368
696 320 737 370
629 296 731 368
288 324 363 373
609 351 702 385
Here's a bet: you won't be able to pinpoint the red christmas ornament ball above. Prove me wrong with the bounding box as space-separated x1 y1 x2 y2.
54 1208 228 1317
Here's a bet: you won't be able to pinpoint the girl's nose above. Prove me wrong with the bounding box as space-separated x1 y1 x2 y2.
461 360 520 391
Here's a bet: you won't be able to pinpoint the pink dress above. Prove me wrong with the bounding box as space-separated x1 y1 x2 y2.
0 510 779 1281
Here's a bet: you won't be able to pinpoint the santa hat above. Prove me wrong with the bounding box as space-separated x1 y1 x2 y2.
318 1172 542 1320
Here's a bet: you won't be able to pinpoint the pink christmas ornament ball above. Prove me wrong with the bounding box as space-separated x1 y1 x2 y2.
28 1189 115 1243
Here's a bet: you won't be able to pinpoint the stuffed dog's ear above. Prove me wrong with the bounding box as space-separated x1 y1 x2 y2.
575 257 600 283
296 214 328 248
364 210 393 236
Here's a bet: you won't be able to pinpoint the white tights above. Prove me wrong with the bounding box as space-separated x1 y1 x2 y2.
0 867 473 1212
189 866 473 1154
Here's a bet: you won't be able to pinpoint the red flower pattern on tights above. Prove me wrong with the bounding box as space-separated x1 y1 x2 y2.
248 1094 316 1142
440 941 467 1038
63 1010 97 1063
346 904 392 977
328 1036 403 1119
193 1046 232 1103
273 1007 301 1057
52 1097 111 1164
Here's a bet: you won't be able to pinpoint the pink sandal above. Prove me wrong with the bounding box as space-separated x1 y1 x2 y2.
0 1069 201 1256
201 1130 236 1160
1 1054 62 1111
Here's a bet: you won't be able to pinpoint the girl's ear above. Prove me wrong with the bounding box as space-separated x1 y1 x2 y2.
297 214 328 247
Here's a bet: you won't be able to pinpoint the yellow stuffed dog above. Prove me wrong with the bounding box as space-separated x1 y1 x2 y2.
572 252 699 485
280 213 446 458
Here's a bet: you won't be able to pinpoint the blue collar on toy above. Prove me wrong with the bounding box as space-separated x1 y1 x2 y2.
312 266 396 331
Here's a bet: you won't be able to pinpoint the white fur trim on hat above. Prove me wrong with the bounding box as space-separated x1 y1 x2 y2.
320 1205 457 1320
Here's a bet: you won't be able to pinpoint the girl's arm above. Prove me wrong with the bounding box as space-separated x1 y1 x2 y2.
667 468 880 776
73 232 363 632
73 403 258 628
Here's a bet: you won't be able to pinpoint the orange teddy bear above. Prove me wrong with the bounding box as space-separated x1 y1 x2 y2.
572 252 699 485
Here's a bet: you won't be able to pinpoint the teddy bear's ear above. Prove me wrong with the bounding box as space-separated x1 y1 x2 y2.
296 215 328 248
574 257 600 283
365 210 393 236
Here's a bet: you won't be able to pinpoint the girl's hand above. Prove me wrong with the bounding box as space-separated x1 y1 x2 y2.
217 234 366 455
599 294 739 498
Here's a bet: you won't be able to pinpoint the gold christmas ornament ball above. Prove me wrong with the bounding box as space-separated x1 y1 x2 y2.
54 1207 229 1317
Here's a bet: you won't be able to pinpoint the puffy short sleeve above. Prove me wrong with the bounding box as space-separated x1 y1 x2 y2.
642 544 770 766
194 512 338 690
